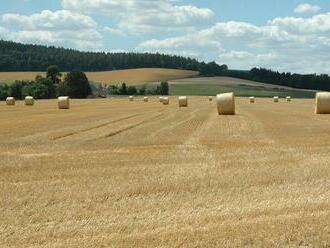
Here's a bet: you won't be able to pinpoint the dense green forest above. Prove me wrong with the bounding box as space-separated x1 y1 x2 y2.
224 68 330 91
0 40 227 75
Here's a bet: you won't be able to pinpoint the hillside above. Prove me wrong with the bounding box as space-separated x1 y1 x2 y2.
0 40 226 75
0 68 199 85
167 77 315 98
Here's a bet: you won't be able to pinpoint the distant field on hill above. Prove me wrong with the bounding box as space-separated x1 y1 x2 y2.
0 68 199 85
168 77 316 98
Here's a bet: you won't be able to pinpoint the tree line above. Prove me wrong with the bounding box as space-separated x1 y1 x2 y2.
0 65 170 100
0 66 91 100
0 40 227 76
223 68 330 91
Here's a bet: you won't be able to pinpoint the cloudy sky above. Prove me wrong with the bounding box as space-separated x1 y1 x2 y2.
1 0 330 74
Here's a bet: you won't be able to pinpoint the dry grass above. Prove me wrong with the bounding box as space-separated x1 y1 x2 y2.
0 97 330 247
0 68 199 85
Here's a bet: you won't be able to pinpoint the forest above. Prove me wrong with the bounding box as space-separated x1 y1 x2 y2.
0 40 227 76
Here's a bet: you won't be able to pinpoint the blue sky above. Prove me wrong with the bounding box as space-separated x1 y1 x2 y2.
1 0 330 73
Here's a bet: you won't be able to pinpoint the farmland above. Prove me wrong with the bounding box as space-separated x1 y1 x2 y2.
0 68 199 85
168 77 316 98
1 97 330 247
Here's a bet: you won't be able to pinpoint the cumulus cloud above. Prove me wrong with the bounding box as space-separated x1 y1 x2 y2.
294 3 321 14
62 0 214 33
1 10 103 50
138 13 330 74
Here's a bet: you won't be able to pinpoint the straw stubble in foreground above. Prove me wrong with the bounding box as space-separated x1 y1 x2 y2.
0 97 329 247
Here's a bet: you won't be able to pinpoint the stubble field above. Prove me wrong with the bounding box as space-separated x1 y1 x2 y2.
0 97 329 247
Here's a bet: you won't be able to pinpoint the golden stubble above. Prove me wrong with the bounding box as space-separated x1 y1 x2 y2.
0 97 329 247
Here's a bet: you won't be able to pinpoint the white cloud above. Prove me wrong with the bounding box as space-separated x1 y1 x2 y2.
294 3 321 14
62 0 214 34
1 10 103 50
138 13 330 74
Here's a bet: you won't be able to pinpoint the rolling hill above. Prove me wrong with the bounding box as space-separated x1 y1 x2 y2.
0 68 199 85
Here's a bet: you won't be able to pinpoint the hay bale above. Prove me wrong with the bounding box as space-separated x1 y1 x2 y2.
144 97 149 102
209 96 213 101
216 92 235 115
159 97 164 103
274 96 279 103
249 97 255 103
6 97 15 106
58 96 70 109
178 96 188 107
315 92 330 114
25 96 34 106
129 96 134 101
286 96 291 102
162 97 169 105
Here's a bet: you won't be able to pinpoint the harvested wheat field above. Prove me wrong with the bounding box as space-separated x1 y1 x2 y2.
0 68 199 84
0 97 330 247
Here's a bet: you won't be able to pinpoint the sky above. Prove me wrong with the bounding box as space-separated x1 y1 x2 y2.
1 0 330 74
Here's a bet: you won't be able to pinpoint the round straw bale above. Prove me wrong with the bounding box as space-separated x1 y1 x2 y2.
129 96 134 101
209 96 213 101
144 97 149 102
159 97 164 103
58 96 70 109
178 96 188 107
315 92 330 114
25 96 35 106
162 97 169 105
216 92 235 115
274 96 279 103
286 96 291 102
6 97 15 106
249 97 255 103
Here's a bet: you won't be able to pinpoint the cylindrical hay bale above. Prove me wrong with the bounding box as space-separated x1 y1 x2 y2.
315 92 330 114
249 97 255 103
6 97 15 106
178 96 188 107
216 92 235 115
274 96 279 103
144 97 149 102
286 96 291 102
25 96 34 106
58 96 70 109
129 96 134 101
209 96 213 101
159 97 164 103
162 97 169 105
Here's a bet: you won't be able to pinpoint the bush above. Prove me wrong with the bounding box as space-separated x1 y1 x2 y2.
64 71 91 98
0 84 9 100
160 81 169 95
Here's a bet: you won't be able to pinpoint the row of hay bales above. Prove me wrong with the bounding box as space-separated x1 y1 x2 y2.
248 96 291 103
216 92 330 115
4 93 330 114
5 96 70 109
6 96 35 106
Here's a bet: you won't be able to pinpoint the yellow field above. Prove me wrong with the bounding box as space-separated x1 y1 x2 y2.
0 97 329 247
0 68 199 84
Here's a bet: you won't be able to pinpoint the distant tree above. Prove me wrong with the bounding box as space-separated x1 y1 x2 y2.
160 81 169 95
22 77 56 99
119 83 127 95
8 81 28 99
127 86 137 95
139 85 146 95
64 71 92 98
0 84 9 100
46 65 62 84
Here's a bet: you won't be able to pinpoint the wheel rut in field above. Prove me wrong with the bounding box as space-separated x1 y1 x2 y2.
51 113 143 140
